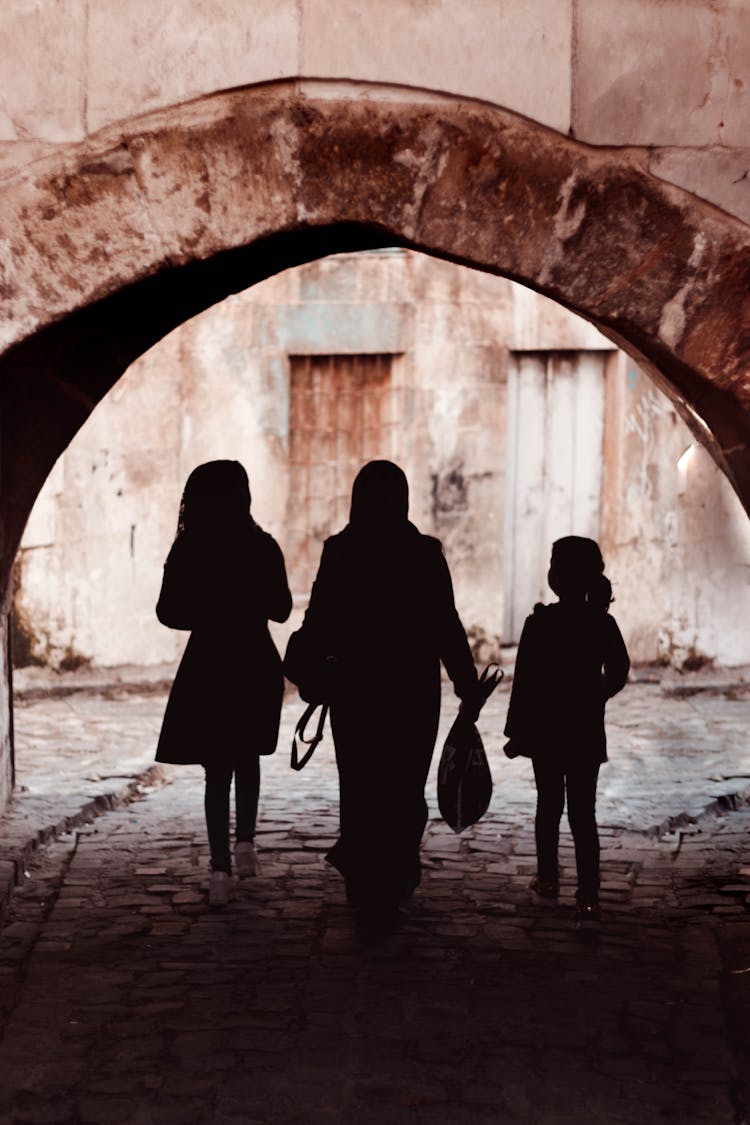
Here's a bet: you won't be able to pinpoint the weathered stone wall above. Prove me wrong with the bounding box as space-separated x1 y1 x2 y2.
14 252 606 668
0 613 12 812
2 1 749 225
600 357 750 667
15 252 750 670
0 85 747 528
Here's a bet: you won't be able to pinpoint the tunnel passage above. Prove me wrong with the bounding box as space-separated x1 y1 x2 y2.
0 85 749 808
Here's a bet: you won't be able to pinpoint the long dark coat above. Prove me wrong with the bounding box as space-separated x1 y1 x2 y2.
504 602 630 764
303 522 477 903
155 522 292 767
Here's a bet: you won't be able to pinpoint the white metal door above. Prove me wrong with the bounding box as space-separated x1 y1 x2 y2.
503 352 606 641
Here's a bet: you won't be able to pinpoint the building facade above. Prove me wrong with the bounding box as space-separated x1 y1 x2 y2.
14 250 750 672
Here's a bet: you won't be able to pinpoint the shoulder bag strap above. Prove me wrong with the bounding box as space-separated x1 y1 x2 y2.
291 701 329 771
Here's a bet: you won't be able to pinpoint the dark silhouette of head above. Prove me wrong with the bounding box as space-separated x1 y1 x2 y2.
548 536 612 611
177 460 252 537
349 460 409 531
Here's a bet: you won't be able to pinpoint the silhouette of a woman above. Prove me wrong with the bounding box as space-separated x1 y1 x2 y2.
155 461 292 906
303 460 478 922
504 536 629 927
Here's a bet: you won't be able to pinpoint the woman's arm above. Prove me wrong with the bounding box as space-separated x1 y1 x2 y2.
299 539 334 639
263 536 293 623
155 542 194 630
430 541 478 702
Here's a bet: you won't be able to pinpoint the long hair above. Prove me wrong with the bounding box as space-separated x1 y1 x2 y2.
175 460 252 540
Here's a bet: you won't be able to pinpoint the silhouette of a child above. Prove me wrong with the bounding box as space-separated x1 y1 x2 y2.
503 537 629 926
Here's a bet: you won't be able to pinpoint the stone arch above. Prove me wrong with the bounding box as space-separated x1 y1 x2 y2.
1 82 749 599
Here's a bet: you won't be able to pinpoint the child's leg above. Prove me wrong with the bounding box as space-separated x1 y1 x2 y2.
234 758 260 844
204 766 233 874
565 761 601 902
532 757 565 883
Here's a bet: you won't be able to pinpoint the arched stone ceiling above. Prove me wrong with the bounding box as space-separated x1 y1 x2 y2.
0 84 748 591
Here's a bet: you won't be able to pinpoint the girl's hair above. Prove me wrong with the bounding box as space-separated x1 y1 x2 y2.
549 536 613 612
176 460 251 538
587 573 614 613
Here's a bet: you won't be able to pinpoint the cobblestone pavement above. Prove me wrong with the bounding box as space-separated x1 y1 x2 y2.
0 681 749 1123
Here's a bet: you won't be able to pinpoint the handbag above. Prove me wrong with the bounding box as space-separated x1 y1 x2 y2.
290 700 329 771
283 627 338 704
437 664 503 833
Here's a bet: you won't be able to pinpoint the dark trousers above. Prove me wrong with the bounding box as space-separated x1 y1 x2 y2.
204 762 260 874
532 756 601 901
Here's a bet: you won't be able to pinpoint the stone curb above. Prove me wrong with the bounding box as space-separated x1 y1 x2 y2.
660 679 750 698
13 678 175 703
0 764 169 922
658 663 750 696
11 665 750 702
12 671 301 703
642 782 750 841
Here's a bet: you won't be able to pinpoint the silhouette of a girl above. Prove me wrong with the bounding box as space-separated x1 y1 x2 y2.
504 536 629 926
155 461 292 906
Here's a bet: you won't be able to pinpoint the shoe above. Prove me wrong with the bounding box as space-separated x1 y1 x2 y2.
234 841 260 878
530 875 560 899
574 900 601 929
208 870 231 907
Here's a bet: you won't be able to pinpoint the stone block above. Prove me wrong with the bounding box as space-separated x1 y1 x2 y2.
300 0 573 133
650 147 750 226
0 143 164 353
125 92 303 264
0 0 86 143
87 0 301 133
0 140 58 183
574 0 750 147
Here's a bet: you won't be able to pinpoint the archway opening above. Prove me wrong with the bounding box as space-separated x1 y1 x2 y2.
12 245 750 678
9 246 750 846
1 88 749 815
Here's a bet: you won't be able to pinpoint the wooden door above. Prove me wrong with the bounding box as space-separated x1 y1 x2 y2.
287 353 394 596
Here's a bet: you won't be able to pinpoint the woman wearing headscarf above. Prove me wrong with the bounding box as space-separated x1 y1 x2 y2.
155 460 292 907
302 460 478 921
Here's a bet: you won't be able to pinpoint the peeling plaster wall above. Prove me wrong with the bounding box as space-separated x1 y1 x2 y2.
600 359 750 667
15 251 750 671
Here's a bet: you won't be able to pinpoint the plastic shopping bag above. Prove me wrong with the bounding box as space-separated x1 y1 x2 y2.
437 713 493 833
437 664 503 833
